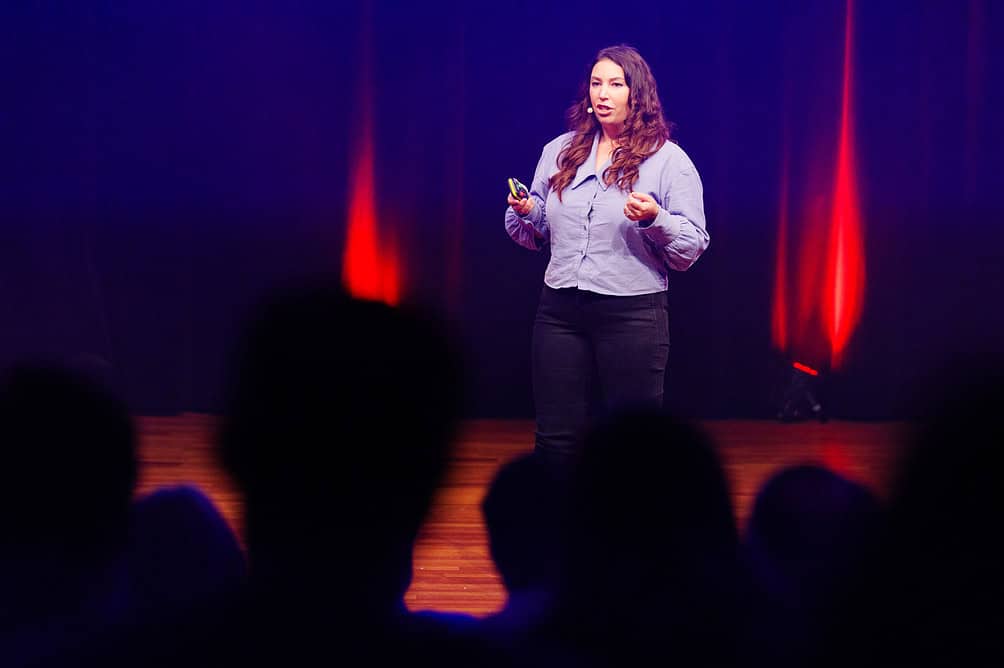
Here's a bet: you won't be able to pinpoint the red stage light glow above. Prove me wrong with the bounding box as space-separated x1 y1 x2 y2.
772 0 865 372
822 0 865 369
771 148 790 354
821 443 854 480
341 1 400 306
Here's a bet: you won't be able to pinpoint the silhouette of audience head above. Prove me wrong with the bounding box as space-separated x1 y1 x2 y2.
481 453 566 596
893 364 1004 548
0 363 136 560
743 465 881 666
553 408 740 663
746 465 881 604
0 363 136 645
127 485 246 621
872 363 1004 665
219 282 462 610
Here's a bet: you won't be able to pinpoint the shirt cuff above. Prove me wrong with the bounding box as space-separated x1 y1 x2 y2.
519 202 543 226
637 208 681 244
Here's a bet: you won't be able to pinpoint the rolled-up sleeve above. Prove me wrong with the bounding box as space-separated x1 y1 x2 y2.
504 145 552 251
639 154 709 271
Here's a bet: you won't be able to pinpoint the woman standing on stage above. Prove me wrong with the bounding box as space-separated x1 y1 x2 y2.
505 44 709 465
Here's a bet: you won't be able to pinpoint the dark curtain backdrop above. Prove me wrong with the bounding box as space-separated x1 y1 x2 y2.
2 1 1001 418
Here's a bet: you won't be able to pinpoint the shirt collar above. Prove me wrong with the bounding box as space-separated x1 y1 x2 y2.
570 132 608 190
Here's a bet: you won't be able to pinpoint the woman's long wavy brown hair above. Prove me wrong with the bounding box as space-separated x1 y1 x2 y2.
550 45 673 201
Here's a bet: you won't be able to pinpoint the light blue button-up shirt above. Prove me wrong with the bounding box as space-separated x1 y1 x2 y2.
505 131 709 295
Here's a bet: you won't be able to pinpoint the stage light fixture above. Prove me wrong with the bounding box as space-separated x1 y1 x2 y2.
776 361 826 422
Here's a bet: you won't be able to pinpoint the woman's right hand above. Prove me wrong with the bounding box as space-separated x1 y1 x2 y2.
508 193 534 217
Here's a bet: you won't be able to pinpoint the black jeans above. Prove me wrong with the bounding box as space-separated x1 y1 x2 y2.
532 286 670 464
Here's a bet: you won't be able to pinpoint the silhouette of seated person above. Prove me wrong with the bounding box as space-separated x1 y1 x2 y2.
742 464 882 668
209 283 481 664
0 364 139 666
479 452 568 649
528 408 743 667
0 365 247 668
127 484 246 622
847 363 1004 667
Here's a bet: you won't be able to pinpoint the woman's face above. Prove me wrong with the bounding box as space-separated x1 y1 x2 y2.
589 58 630 129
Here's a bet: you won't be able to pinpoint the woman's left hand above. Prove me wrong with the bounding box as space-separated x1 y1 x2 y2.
624 192 659 224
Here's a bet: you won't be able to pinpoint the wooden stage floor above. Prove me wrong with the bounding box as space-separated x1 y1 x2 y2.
135 415 913 617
